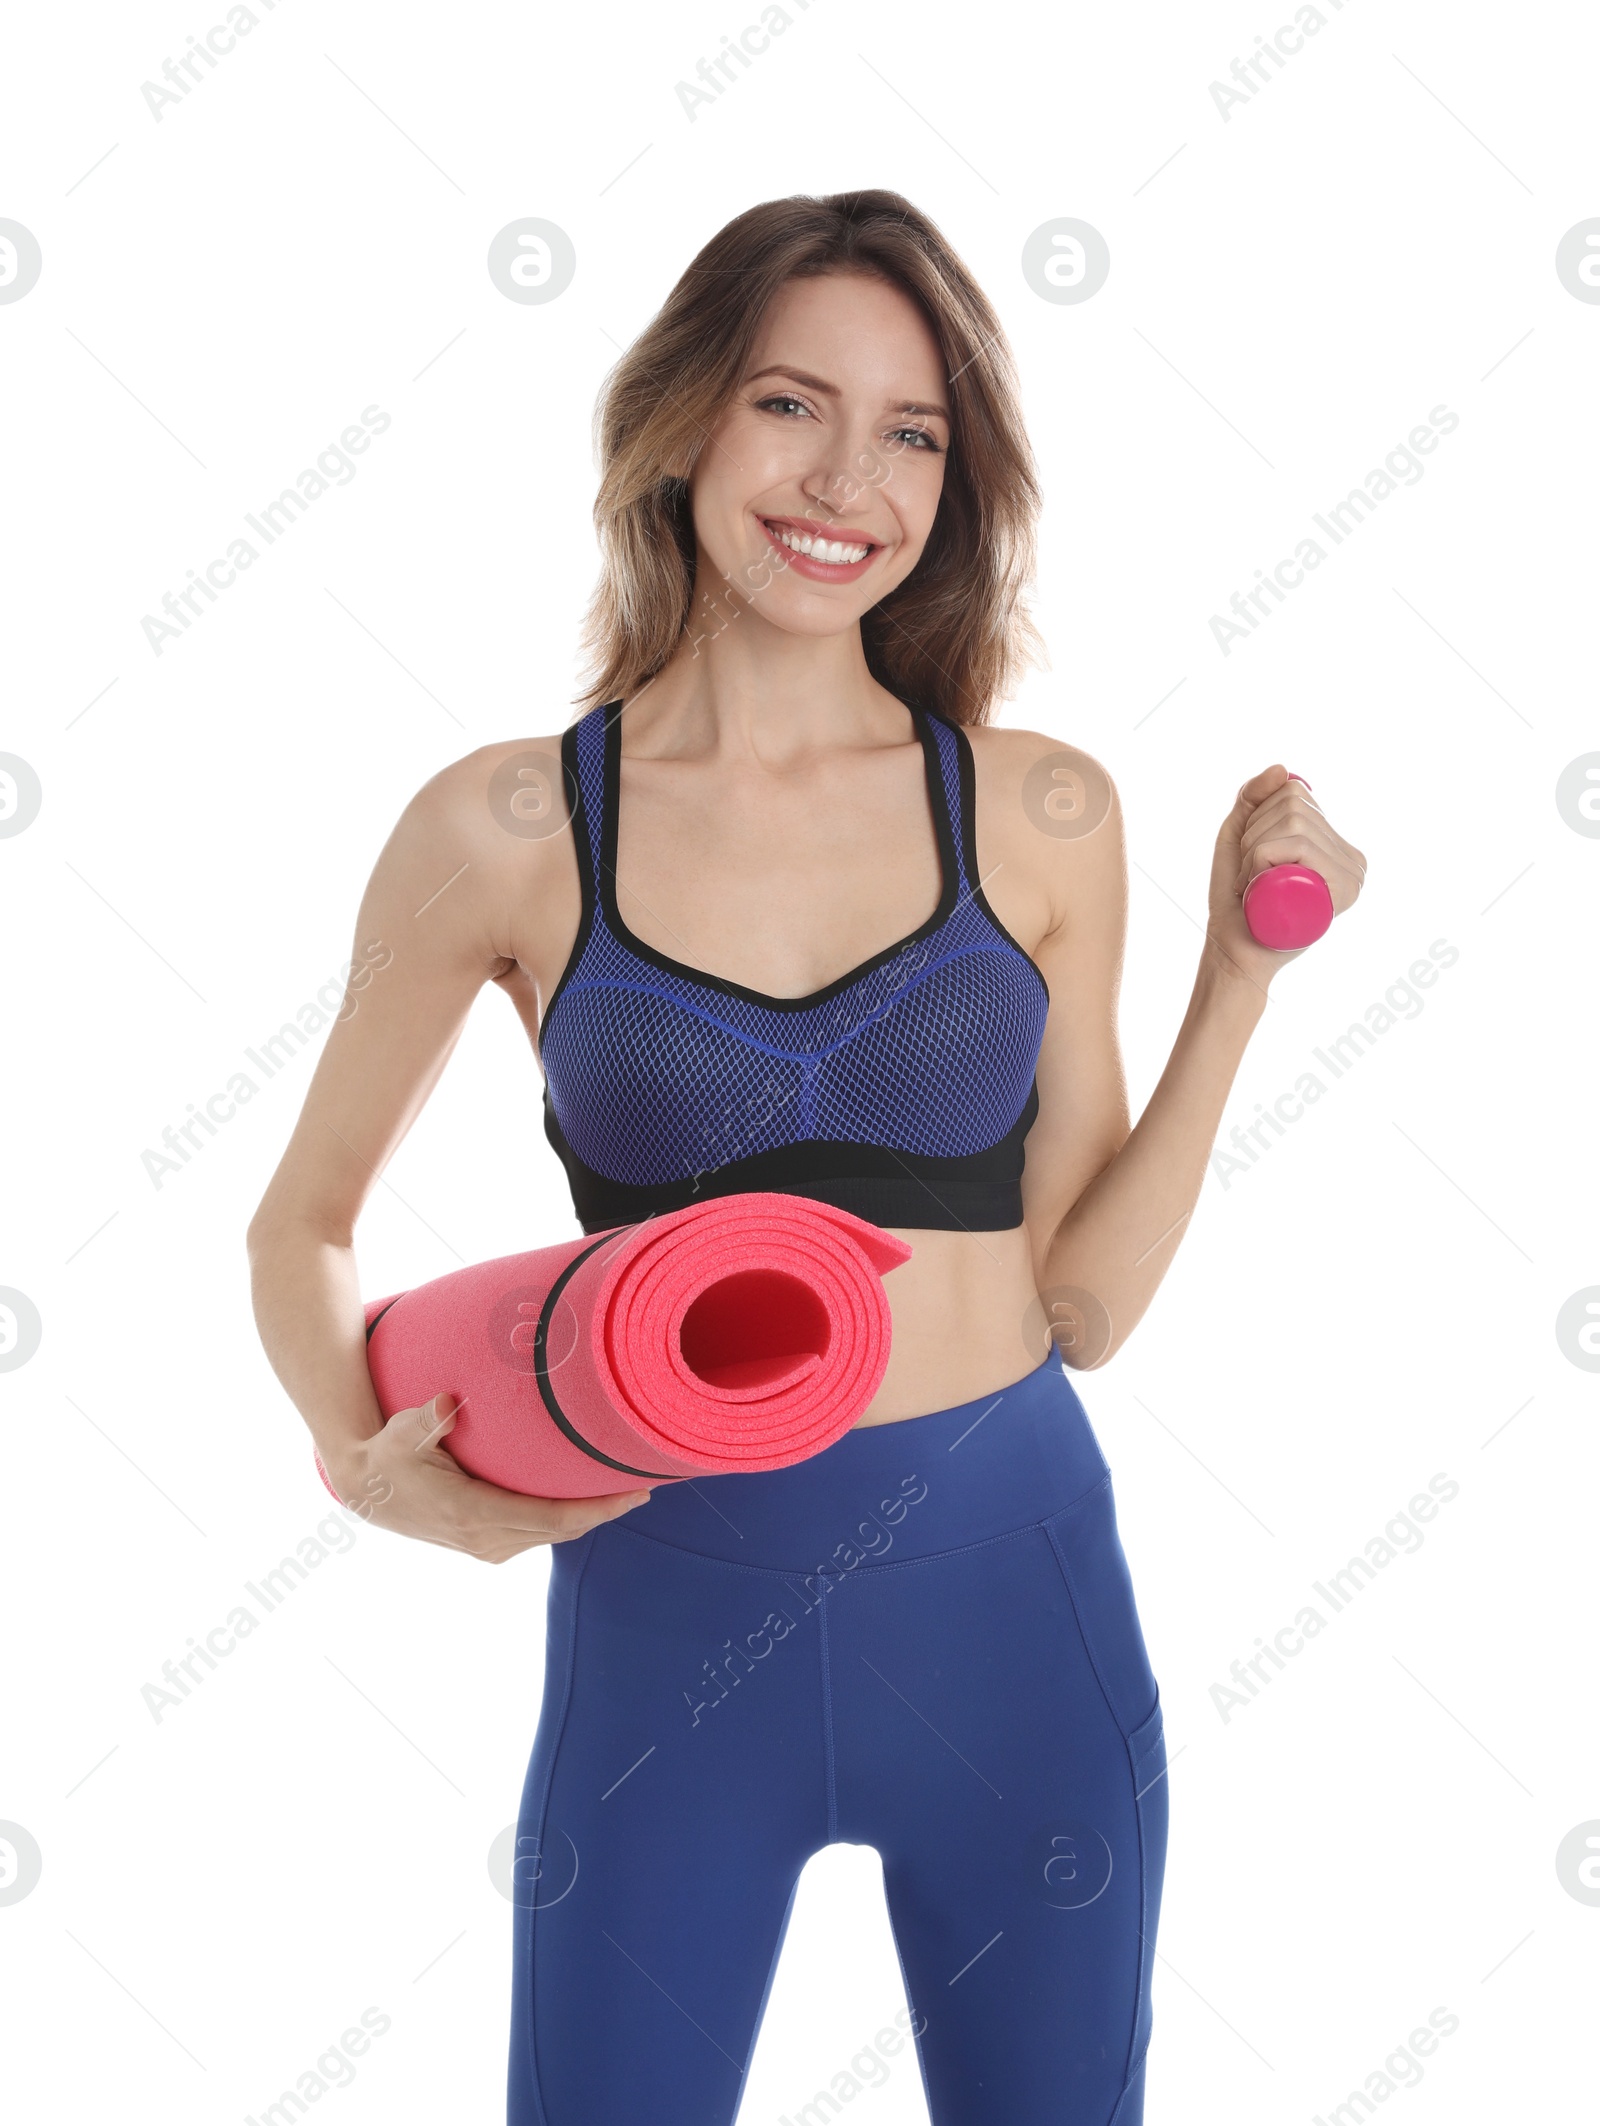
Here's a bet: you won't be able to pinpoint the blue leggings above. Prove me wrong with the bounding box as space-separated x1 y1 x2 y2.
506 1351 1168 2125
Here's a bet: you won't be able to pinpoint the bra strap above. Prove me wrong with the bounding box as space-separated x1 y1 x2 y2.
919 707 975 898
564 702 614 896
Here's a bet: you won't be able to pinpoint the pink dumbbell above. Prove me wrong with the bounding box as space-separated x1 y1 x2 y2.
1241 773 1334 950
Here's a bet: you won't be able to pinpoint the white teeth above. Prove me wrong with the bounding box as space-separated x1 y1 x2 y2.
767 524 871 565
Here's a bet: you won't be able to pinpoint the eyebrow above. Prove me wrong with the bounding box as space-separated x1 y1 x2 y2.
742 364 950 422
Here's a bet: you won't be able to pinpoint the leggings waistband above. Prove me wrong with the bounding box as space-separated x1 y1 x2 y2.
613 1351 1111 1575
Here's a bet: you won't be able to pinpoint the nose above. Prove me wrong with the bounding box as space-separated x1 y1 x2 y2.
801 454 880 521
798 407 896 521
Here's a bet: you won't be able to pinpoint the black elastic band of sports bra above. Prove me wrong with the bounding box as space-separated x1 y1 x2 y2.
543 1083 1039 1238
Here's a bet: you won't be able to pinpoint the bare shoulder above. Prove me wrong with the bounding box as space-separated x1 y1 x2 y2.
405 733 574 854
966 716 1123 887
949 719 1122 950
377 731 581 902
964 719 1120 802
359 732 583 980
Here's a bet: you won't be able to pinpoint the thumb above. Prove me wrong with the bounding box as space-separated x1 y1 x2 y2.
406 1392 463 1458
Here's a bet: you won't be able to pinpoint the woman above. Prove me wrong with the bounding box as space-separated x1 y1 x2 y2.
248 190 1364 2125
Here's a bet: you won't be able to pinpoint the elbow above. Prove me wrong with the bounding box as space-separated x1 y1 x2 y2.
245 1195 349 1265
244 1208 279 1287
1059 1339 1119 1376
1037 1282 1119 1371
244 1189 283 1264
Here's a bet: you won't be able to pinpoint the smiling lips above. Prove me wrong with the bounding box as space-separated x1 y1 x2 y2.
758 514 883 583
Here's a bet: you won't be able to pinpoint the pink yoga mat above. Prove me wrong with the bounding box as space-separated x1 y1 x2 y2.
313 1194 911 1501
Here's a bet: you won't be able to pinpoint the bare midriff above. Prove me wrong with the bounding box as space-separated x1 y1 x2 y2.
850 1223 1048 1425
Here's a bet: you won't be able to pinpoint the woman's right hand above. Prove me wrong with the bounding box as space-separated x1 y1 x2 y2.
322 1394 654 1563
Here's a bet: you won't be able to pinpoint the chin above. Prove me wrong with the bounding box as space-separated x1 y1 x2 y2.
754 591 882 637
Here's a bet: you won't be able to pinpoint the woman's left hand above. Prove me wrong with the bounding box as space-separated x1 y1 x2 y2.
1206 766 1366 988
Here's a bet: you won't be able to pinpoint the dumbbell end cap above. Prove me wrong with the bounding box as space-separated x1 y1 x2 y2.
1243 863 1334 950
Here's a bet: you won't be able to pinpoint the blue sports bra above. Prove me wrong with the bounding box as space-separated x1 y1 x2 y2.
538 699 1050 1234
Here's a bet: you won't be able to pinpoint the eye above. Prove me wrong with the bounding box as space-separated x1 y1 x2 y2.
890 426 943 453
756 393 814 419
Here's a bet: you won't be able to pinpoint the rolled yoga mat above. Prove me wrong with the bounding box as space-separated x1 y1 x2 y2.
313 1193 912 1501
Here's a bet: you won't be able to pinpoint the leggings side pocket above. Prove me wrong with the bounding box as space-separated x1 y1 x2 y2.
1124 1697 1169 2086
1042 1476 1160 1741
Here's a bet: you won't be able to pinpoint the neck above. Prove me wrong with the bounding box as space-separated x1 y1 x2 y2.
618 576 909 764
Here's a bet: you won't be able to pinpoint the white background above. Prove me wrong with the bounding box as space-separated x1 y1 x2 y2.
2 1 1596 2120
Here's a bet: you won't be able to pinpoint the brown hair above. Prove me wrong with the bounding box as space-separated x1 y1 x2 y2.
574 189 1045 727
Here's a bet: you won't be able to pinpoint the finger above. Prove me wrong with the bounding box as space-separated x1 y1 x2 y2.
1237 780 1327 844
1235 765 1285 809
1239 837 1363 907
1219 764 1306 856
385 1395 466 1470
1238 812 1359 889
1235 795 1339 881
1237 812 1342 880
379 1397 654 1535
1234 763 1304 814
415 1392 459 1447
382 1394 449 1443
1238 832 1327 886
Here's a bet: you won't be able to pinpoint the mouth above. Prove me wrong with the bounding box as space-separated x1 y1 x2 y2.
757 514 884 584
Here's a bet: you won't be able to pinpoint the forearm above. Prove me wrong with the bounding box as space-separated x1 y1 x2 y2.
246 1213 387 1487
1039 958 1267 1364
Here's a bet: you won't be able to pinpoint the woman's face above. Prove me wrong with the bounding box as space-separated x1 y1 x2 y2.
687 269 952 638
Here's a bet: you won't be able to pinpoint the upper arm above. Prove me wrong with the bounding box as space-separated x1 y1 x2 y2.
971 727 1132 1260
247 740 570 1243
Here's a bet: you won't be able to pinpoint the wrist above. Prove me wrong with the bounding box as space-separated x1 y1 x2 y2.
317 1431 381 1508
1194 936 1272 1029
